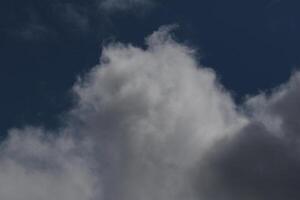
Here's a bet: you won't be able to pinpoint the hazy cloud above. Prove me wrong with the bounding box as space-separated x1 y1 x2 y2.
6 0 154 41
99 0 155 12
52 3 90 33
9 9 56 41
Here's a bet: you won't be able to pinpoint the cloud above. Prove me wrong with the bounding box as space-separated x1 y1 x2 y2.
70 25 246 200
246 72 300 139
17 24 53 41
1 25 300 200
0 25 246 200
0 127 98 200
52 3 90 33
8 9 57 42
7 0 154 42
195 71 300 200
99 0 155 12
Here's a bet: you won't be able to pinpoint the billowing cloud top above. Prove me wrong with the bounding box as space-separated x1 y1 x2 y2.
1 26 300 200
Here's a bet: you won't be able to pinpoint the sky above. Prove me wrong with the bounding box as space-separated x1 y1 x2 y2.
1 0 300 199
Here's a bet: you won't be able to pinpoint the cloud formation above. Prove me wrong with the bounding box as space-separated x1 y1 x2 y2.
70 25 246 200
1 26 300 200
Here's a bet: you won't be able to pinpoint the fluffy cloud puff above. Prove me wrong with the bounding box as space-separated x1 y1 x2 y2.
70 25 246 200
1 25 300 200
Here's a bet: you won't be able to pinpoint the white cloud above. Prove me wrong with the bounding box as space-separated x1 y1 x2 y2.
71 25 247 200
2 25 300 200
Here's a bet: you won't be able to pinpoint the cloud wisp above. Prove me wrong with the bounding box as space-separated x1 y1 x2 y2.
99 0 155 12
6 0 155 42
1 25 300 200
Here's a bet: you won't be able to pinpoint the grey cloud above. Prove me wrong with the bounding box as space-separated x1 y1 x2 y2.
1 26 300 200
195 72 300 200
0 127 98 200
0 26 246 200
197 124 300 200
70 25 246 200
246 72 300 139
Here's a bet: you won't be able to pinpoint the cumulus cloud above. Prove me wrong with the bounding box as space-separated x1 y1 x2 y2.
70 25 246 200
1 25 300 200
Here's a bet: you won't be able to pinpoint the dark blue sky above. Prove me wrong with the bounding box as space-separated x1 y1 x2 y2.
1 0 300 133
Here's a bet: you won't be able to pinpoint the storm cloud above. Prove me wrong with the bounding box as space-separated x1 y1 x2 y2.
1 26 300 200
